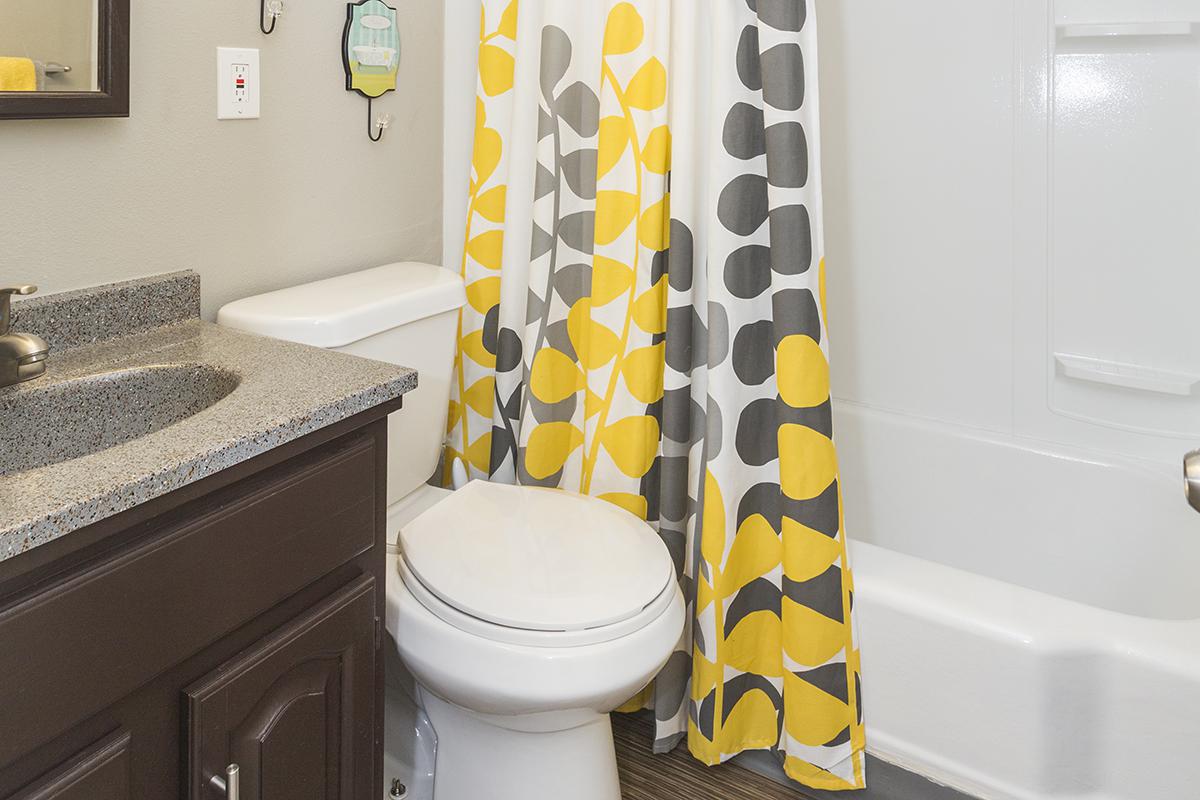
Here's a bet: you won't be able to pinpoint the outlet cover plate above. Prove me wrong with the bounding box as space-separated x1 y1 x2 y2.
217 47 260 120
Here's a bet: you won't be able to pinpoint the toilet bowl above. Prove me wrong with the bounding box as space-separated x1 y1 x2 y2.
393 589 685 799
386 510 686 796
218 263 686 800
389 480 684 800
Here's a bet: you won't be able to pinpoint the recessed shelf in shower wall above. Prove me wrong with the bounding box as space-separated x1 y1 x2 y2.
1055 354 1199 397
1047 0 1200 438
1056 0 1200 29
1058 20 1195 42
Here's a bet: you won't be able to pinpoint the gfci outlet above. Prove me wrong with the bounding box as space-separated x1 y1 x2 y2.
217 47 260 119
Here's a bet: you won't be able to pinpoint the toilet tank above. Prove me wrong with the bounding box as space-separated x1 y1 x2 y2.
217 262 467 509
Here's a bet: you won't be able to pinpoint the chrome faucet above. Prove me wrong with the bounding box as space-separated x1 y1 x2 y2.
0 285 50 389
1187 449 1200 514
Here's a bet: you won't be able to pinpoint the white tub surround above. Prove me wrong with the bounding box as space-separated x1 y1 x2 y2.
838 404 1200 800
818 3 1200 795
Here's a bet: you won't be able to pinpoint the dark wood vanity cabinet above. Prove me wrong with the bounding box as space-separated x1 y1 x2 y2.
0 403 398 800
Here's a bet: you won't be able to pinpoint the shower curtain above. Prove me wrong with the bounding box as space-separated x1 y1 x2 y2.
445 0 865 790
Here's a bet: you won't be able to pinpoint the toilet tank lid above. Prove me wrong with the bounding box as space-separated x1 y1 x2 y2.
216 262 467 348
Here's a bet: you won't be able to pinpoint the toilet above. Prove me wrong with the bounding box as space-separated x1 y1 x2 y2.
218 262 686 800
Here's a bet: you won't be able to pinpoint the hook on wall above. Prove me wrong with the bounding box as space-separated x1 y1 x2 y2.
367 97 394 143
260 0 284 34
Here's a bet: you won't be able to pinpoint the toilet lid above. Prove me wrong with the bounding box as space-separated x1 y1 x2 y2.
399 481 675 632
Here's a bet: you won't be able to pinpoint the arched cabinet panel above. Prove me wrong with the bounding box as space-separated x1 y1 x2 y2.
185 577 377 800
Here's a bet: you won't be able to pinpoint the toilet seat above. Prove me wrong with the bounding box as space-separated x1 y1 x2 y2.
397 556 678 647
397 481 677 647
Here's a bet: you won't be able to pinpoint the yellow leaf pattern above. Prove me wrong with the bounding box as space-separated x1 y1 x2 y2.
465 276 501 314
474 185 508 222
465 430 493 473
530 347 585 403
526 422 584 479
463 377 495 417
466 230 504 270
602 2 644 56
632 277 667 334
478 45 515 97
597 116 632 179
460 330 495 369
638 195 670 251
643 126 671 174
594 190 640 245
600 416 660 478
472 126 502 187
446 0 863 791
568 298 622 370
497 0 518 39
621 343 665 403
624 58 667 110
592 256 636 305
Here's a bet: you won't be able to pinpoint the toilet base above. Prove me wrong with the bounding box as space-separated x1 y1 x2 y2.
419 688 622 800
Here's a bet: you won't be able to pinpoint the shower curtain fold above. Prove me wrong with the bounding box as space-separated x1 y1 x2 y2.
445 0 865 789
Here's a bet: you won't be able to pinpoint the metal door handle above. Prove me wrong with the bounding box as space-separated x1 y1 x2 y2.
210 764 239 800
1186 450 1200 513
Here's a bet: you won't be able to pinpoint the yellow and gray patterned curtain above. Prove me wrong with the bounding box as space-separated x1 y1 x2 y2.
445 0 865 790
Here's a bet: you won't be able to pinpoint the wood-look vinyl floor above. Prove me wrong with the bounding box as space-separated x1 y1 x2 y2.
614 713 806 800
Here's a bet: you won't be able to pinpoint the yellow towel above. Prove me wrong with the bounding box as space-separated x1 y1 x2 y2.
0 57 37 91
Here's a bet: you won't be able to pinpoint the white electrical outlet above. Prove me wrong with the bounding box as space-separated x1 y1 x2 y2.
217 47 261 120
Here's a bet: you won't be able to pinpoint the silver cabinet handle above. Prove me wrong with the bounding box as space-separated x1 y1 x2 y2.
1186 450 1200 514
210 764 240 800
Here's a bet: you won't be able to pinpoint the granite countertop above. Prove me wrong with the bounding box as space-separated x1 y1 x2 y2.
0 273 417 562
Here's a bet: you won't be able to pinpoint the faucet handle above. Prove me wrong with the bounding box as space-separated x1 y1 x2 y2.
1187 449 1200 514
0 284 38 336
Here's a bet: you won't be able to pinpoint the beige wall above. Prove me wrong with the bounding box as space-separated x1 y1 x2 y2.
0 0 443 320
0 0 97 91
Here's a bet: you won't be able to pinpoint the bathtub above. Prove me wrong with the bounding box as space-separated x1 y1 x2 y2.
835 403 1200 800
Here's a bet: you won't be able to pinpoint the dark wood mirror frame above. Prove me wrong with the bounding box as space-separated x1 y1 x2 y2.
0 0 129 120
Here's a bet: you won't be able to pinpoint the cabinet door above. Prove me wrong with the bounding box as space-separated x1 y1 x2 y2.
7 732 131 800
185 577 378 800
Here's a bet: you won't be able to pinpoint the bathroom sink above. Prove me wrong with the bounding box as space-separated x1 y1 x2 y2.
0 364 240 477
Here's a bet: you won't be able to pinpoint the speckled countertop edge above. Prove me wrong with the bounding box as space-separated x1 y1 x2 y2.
0 283 417 562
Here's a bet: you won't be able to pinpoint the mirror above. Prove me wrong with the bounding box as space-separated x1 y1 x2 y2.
0 0 100 92
0 0 129 119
